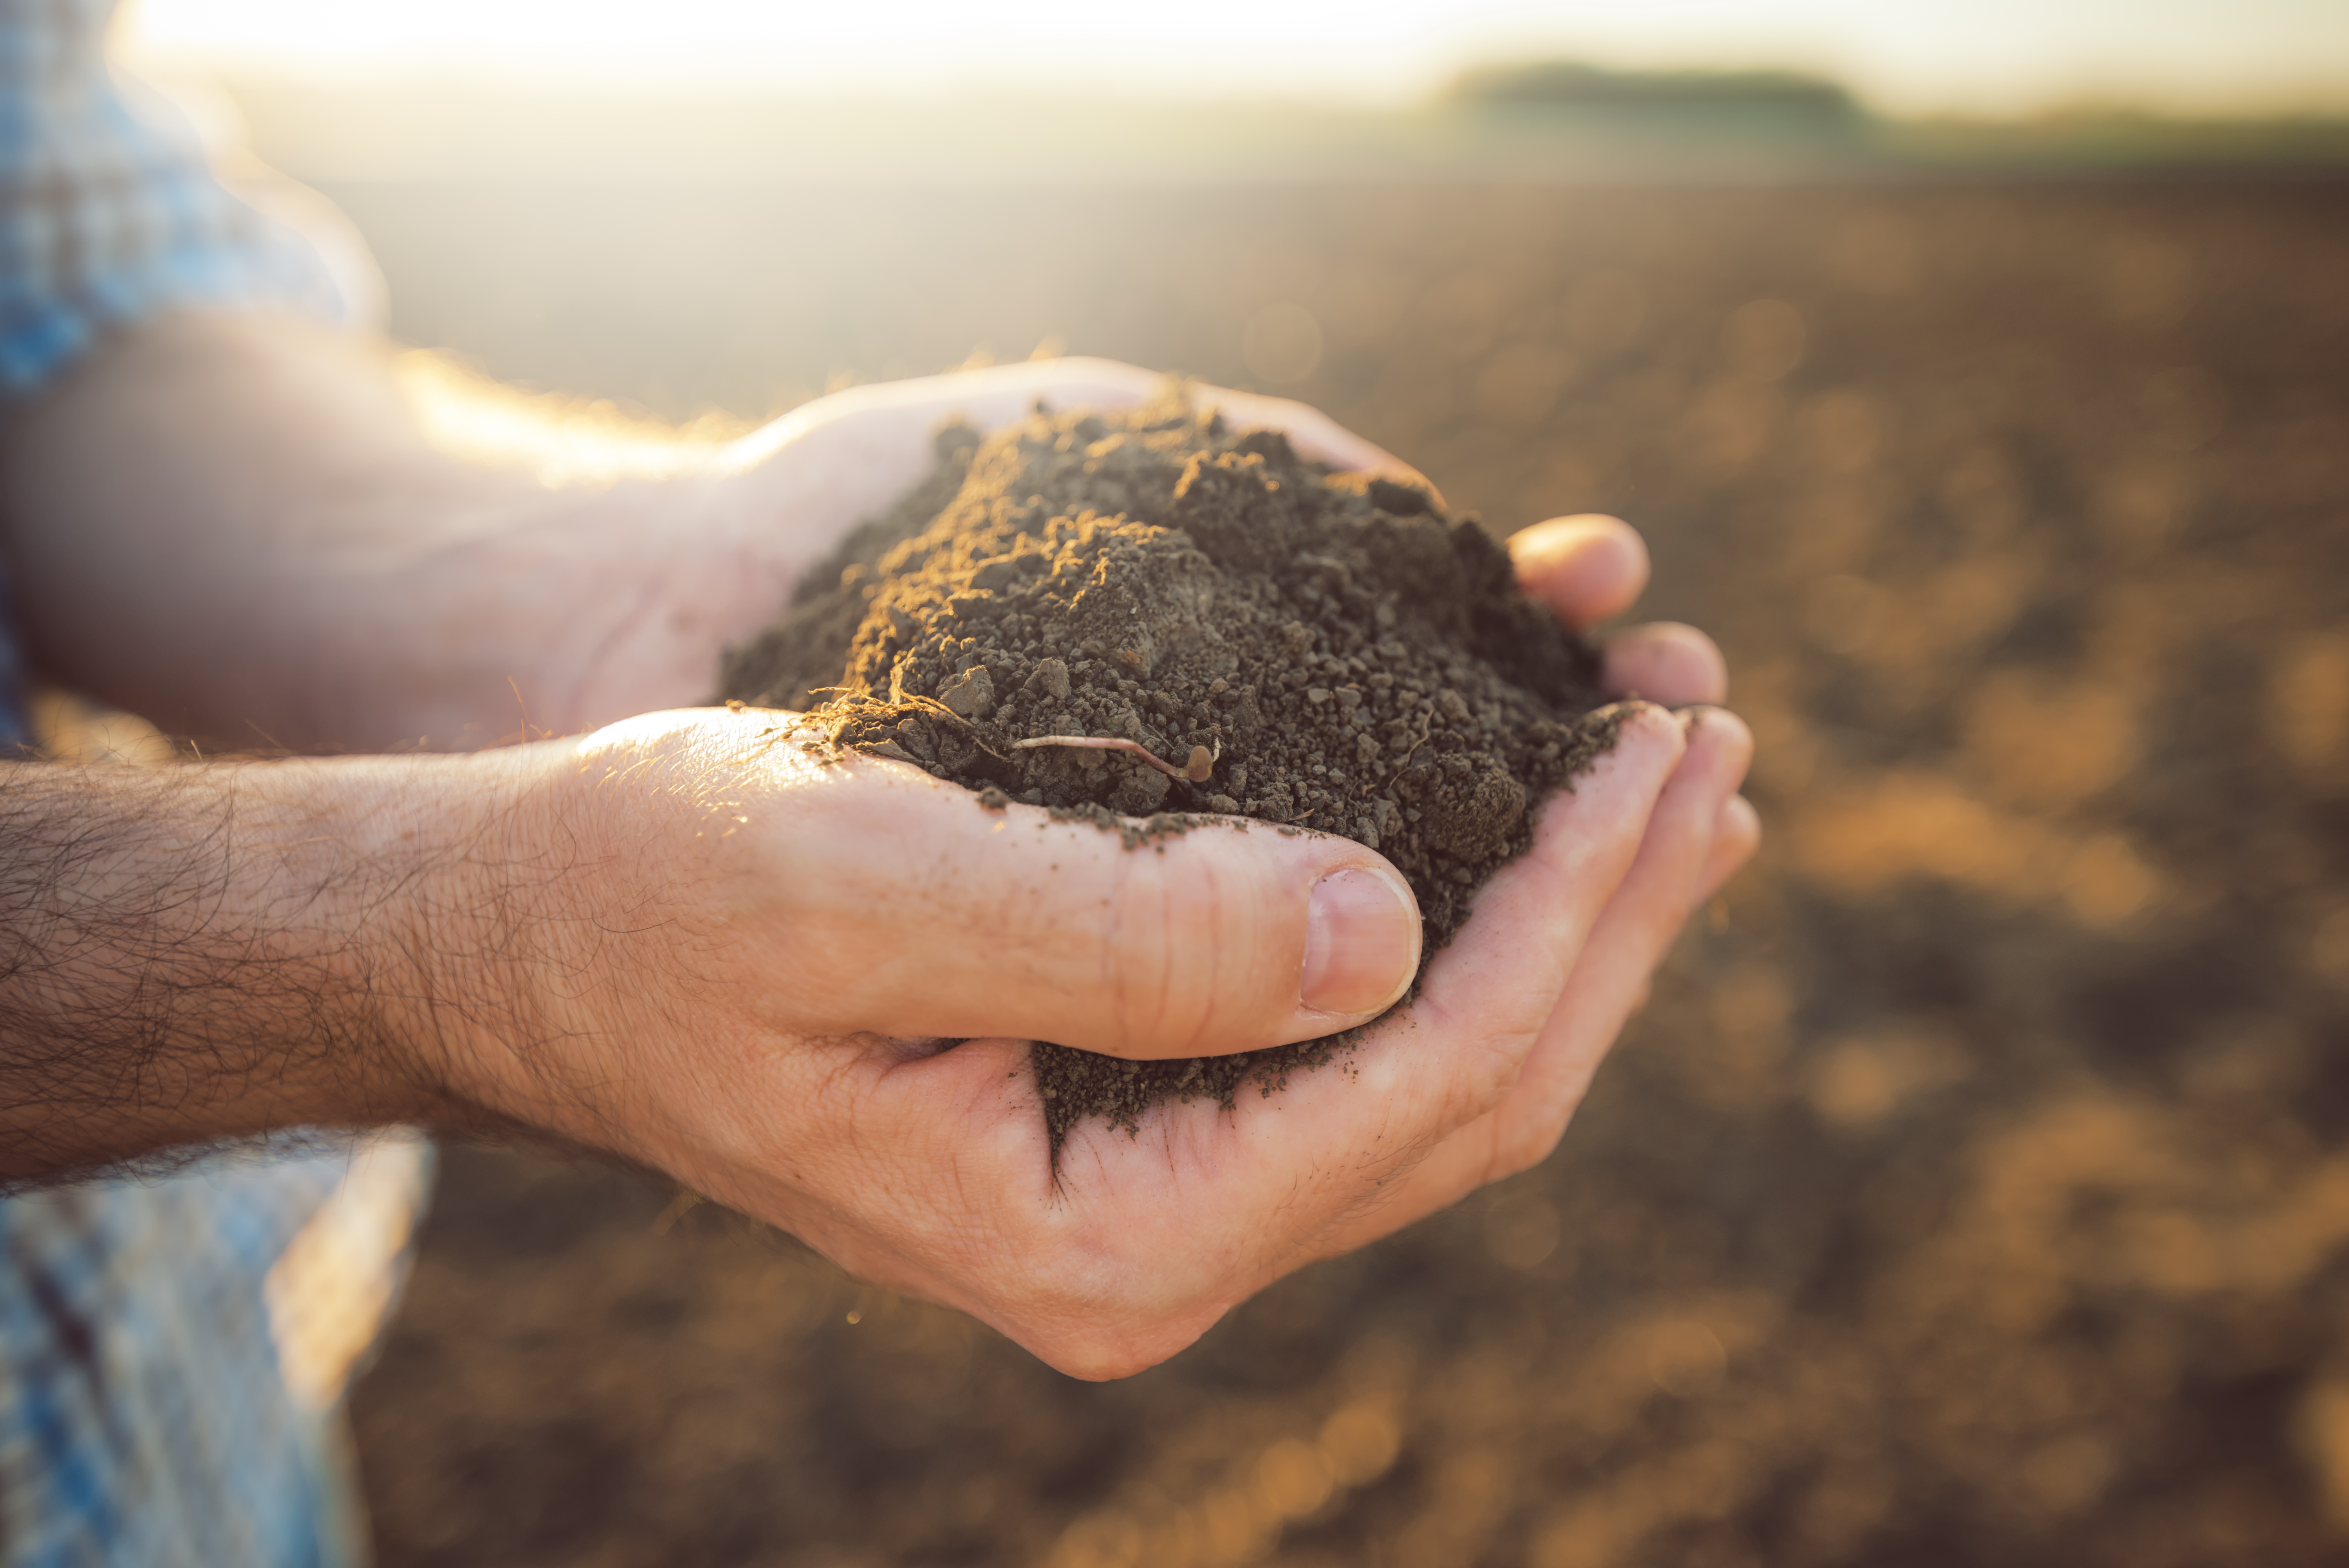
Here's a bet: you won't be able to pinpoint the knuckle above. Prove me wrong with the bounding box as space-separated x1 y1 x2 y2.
1483 1139 1540 1187
1098 850 1263 1054
1416 1027 1534 1148
1489 1129 1559 1186
1483 1102 1575 1187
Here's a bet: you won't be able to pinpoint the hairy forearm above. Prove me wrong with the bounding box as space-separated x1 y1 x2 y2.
0 755 500 1182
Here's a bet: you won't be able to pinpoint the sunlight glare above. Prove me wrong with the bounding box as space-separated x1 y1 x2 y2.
125 0 2349 117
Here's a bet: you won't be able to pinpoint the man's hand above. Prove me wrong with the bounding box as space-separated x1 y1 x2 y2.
397 518 1752 1379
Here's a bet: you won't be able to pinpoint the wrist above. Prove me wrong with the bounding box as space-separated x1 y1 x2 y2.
340 736 691 1155
315 744 587 1133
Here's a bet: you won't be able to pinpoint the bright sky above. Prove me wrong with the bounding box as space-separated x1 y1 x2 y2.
124 0 2349 118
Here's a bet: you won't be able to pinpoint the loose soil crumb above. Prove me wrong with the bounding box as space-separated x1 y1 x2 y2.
720 388 1616 1150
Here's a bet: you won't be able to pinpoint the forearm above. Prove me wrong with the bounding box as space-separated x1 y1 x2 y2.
0 754 501 1182
0 317 1252 755
0 310 759 752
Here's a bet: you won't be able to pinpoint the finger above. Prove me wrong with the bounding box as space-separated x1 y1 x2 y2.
1696 794 1760 905
1183 383 1402 472
1479 709 1754 1175
1600 621 1729 706
1510 515 1649 629
1052 707 1687 1179
1180 383 1450 507
1404 702 1689 1061
730 356 1160 458
1311 710 1753 1251
739 737 1422 1060
1039 705 1690 1277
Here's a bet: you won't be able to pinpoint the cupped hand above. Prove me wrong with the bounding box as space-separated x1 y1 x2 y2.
501 362 1755 1374
433 500 1753 1379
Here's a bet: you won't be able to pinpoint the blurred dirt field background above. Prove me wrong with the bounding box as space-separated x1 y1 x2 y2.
336 177 2349 1567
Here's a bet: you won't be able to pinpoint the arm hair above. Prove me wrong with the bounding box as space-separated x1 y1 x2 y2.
0 755 483 1185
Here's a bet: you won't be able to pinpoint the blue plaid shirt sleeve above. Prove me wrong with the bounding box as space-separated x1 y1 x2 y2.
0 4 427 1565
0 0 358 395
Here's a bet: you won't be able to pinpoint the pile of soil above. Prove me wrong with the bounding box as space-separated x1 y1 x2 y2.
719 390 1614 1146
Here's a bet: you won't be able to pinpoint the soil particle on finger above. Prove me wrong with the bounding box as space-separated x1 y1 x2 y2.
719 387 1617 1150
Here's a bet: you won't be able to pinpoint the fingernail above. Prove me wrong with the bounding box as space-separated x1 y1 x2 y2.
1301 867 1420 1015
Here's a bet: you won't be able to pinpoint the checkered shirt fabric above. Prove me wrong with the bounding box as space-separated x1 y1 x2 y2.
0 1142 435 1568
1 3 432 1564
0 0 351 391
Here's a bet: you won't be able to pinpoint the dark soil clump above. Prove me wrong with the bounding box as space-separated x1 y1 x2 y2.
720 390 1615 1148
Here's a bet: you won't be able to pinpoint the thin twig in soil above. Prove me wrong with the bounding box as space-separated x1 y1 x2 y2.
1369 709 1436 796
1014 734 1217 783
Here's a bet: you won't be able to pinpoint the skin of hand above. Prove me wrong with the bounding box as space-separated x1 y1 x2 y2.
421 719 1748 1383
0 312 1756 1375
397 517 1750 1379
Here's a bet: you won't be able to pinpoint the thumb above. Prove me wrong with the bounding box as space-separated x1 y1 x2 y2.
781 755 1423 1059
